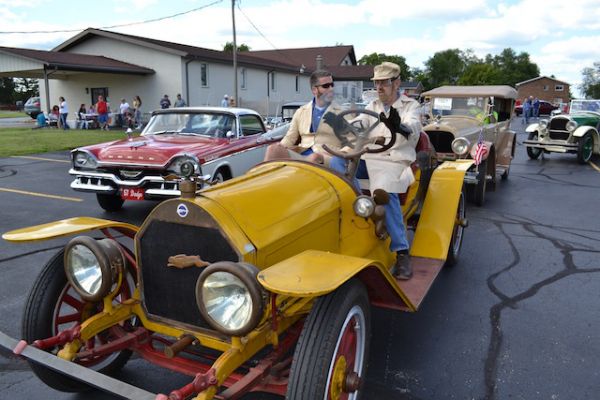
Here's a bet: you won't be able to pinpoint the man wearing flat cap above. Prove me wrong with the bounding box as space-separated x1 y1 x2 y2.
330 61 422 280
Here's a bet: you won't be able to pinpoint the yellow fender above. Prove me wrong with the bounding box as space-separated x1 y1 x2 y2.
2 217 139 243
257 249 415 310
410 160 472 260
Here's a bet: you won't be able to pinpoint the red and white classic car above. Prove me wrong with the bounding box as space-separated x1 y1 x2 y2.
69 107 287 211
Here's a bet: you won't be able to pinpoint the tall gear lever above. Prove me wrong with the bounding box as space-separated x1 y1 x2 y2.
321 109 396 180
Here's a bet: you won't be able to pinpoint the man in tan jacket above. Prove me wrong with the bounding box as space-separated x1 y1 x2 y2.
264 70 342 165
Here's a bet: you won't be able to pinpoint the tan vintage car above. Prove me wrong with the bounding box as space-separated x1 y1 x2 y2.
420 85 518 206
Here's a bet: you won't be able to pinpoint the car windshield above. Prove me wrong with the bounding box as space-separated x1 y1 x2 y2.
431 96 487 117
569 100 600 113
282 107 299 121
142 113 236 138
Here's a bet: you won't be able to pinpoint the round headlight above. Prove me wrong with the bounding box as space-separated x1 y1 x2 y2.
64 237 124 302
353 195 375 218
196 262 264 336
566 120 578 132
72 151 98 169
167 156 200 176
538 119 548 130
451 137 470 156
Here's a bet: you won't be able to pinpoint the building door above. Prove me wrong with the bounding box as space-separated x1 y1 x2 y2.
91 87 109 105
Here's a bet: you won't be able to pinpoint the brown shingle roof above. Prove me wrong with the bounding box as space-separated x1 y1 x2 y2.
0 45 154 74
328 65 373 80
244 45 357 70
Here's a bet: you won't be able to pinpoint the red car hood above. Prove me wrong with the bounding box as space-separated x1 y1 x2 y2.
81 135 233 166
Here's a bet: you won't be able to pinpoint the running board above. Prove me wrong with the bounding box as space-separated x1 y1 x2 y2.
0 331 157 400
395 257 445 311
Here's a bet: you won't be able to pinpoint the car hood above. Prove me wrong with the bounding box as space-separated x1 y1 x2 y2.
423 116 482 136
81 135 231 166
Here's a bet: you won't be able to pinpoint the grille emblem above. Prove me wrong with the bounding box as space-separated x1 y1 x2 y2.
120 170 142 178
177 203 189 217
167 254 210 269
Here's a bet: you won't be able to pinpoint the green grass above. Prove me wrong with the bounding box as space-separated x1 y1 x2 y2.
0 111 28 118
0 128 133 157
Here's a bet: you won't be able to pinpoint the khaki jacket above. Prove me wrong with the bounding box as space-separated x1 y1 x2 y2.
359 95 422 193
280 101 343 163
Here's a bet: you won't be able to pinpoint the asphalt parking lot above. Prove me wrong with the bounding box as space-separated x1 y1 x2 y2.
1 118 600 400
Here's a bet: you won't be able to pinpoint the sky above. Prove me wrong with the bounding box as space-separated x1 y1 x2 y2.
1 0 599 97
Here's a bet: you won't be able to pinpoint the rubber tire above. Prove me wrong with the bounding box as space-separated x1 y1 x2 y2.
21 249 134 392
526 132 542 160
212 169 227 184
445 186 466 267
576 132 593 164
287 279 371 400
96 193 124 212
467 158 487 207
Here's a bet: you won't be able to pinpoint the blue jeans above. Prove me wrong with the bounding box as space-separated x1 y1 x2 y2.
60 113 69 129
329 157 409 252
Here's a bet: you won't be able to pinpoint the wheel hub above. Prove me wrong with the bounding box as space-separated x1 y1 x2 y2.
330 355 347 399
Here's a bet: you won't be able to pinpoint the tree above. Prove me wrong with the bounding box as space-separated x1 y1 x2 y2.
223 42 250 52
579 62 600 99
458 63 500 85
13 78 38 101
423 49 466 88
358 53 411 81
0 78 16 104
488 48 539 87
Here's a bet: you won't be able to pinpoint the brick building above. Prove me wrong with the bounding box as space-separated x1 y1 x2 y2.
515 76 571 104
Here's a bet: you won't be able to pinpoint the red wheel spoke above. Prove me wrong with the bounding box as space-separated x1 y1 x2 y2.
56 312 81 325
61 293 85 310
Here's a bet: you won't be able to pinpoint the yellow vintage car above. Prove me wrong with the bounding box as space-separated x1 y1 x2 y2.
0 111 472 400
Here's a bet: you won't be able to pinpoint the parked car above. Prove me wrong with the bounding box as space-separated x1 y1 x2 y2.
514 100 558 116
1 108 470 400
280 101 305 122
24 96 41 119
523 99 600 164
69 107 285 211
420 85 518 206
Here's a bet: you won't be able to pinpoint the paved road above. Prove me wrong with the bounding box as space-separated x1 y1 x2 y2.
0 116 35 128
1 118 599 399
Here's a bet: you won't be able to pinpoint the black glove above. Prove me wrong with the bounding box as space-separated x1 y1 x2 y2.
379 106 412 139
322 111 352 146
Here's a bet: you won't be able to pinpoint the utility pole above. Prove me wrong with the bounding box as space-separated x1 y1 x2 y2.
232 0 238 107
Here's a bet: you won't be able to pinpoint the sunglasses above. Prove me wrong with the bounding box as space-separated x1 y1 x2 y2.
315 82 335 89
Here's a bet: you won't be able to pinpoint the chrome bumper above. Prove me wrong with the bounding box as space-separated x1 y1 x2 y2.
523 140 578 153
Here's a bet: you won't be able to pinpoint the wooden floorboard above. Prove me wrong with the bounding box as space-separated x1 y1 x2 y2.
395 256 445 310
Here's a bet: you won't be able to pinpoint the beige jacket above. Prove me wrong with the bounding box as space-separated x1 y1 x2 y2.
280 101 343 163
359 95 422 193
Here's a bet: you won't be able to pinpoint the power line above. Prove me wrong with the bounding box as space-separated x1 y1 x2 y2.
0 0 224 34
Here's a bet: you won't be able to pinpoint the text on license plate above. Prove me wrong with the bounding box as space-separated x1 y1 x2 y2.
120 188 145 201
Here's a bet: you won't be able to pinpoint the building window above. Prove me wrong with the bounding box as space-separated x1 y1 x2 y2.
295 75 299 92
343 85 348 98
270 72 276 91
543 85 549 91
200 63 208 87
240 68 247 90
555 84 564 91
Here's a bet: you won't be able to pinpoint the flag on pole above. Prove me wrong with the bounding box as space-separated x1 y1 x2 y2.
473 128 487 166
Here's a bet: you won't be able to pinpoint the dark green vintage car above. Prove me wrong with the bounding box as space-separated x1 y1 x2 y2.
524 99 600 163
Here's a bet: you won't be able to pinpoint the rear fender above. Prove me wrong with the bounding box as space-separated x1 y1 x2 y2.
411 160 470 260
2 217 139 242
257 249 415 311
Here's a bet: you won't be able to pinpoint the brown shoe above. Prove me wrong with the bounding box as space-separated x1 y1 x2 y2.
392 253 412 280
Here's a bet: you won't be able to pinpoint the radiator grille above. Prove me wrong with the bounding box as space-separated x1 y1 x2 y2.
426 131 454 153
139 220 238 328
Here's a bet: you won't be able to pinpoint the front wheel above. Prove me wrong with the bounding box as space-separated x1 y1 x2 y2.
445 186 466 267
287 279 371 400
526 132 542 160
577 132 593 164
22 248 136 392
96 193 124 212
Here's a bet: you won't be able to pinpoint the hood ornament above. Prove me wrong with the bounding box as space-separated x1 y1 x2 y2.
167 254 210 269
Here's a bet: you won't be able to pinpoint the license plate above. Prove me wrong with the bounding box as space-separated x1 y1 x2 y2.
120 187 145 201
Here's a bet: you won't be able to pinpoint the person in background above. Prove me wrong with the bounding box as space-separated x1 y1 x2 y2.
77 104 87 129
118 98 130 128
174 93 187 107
88 104 95 114
58 96 69 130
96 95 109 131
263 69 342 166
229 97 236 107
329 62 422 280
160 94 171 109
132 95 142 128
522 96 532 124
221 94 229 107
533 97 540 118
49 105 60 127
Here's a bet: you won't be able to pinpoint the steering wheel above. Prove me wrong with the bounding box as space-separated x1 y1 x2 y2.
322 109 396 160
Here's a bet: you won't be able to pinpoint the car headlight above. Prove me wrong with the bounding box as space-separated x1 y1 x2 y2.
196 262 265 336
64 237 124 302
451 137 470 156
353 195 375 218
72 151 98 169
538 119 548 130
167 156 200 176
566 120 578 132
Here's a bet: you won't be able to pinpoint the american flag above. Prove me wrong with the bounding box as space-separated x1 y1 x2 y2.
473 129 487 166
